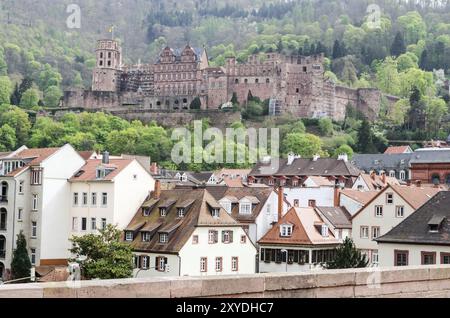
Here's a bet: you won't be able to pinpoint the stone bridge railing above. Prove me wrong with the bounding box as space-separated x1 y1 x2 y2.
1 266 450 298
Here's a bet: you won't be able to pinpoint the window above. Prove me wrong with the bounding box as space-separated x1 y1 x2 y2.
31 222 37 238
19 181 24 194
133 255 139 269
125 231 133 241
177 208 185 218
159 233 168 243
192 235 199 244
156 257 167 271
101 193 108 206
211 208 220 218
240 235 247 244
231 257 239 271
143 208 150 217
73 193 79 206
389 171 396 178
82 193 88 206
160 208 167 217
17 208 23 221
372 251 379 264
208 230 218 244
91 193 97 206
281 225 293 237
31 168 42 185
239 202 252 215
395 250 409 266
321 225 329 237
294 199 299 207
200 257 207 272
91 218 96 230
141 256 149 269
81 218 87 231
215 257 223 272
372 226 380 239
441 253 450 264
421 252 436 265
222 231 233 244
72 217 78 231
32 194 38 211
221 201 232 214
101 218 107 230
30 248 36 265
386 193 394 204
375 205 383 217
360 226 369 239
396 206 405 218
399 171 406 180
265 203 271 215
142 232 151 242
308 200 316 207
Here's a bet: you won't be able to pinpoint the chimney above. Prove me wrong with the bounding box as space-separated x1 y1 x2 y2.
334 185 340 207
278 186 284 221
370 171 376 180
150 162 159 175
313 154 320 161
287 153 295 165
338 154 348 162
381 172 386 184
152 180 161 199
102 151 110 164
407 180 411 187
416 180 422 188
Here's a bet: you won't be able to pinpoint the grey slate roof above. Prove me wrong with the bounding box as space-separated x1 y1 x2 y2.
315 206 352 229
376 191 450 246
249 158 360 177
352 153 412 172
409 149 450 164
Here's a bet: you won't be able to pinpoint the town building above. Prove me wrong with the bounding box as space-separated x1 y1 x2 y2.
384 146 413 154
409 148 450 185
283 176 340 208
352 153 412 181
124 184 257 277
69 155 155 238
339 189 379 216
314 206 352 242
351 172 399 191
258 206 340 273
149 164 216 190
213 168 252 188
63 39 397 121
248 154 360 188
0 145 86 280
208 186 290 244
376 191 450 267
351 184 441 266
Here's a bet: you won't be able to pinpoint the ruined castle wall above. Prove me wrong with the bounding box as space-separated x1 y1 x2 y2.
63 90 122 109
357 88 382 121
335 85 360 120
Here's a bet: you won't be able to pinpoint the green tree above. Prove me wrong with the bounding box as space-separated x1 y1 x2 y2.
391 32 406 57
333 144 354 159
20 88 40 109
43 85 62 108
0 106 31 145
10 231 32 281
323 237 369 269
283 133 326 157
318 117 334 136
0 124 16 151
0 76 12 105
69 225 133 280
356 118 377 153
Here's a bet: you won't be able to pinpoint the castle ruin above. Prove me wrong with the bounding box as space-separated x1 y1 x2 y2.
63 39 397 121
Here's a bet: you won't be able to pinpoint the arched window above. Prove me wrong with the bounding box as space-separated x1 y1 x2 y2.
389 171 396 178
0 182 7 203
432 174 441 185
0 235 5 258
0 209 6 231
399 171 406 181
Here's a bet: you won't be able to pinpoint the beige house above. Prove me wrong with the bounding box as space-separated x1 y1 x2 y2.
351 184 441 266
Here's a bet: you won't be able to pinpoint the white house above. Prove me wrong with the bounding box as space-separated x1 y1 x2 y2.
283 176 339 208
339 189 379 216
69 154 155 237
351 184 441 266
376 191 450 267
209 186 290 244
258 206 340 273
0 145 86 279
352 172 399 191
124 185 257 277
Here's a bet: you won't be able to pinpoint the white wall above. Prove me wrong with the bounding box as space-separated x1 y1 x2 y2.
340 194 364 216
379 243 450 267
352 176 370 191
179 226 257 276
132 253 180 278
254 191 289 243
40 145 85 261
283 187 334 208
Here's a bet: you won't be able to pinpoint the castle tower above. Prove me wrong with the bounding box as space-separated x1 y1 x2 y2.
92 39 122 92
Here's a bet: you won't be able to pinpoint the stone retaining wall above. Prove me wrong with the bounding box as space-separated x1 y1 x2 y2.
1 266 450 298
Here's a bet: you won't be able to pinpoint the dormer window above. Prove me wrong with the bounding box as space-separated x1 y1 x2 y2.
178 208 185 218
212 208 220 218
125 232 134 242
142 232 151 242
143 208 151 217
280 225 293 237
239 202 252 215
321 225 329 237
160 208 167 217
428 215 445 233
159 233 168 243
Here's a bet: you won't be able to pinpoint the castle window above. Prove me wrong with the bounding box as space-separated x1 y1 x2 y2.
157 101 161 106
255 79 259 84
107 61 111 67
99 60 103 66
266 78 270 83
100 52 103 58
235 79 239 84
183 98 188 104
108 52 112 58
244 79 248 84
303 66 307 72
296 88 300 93
298 100 302 105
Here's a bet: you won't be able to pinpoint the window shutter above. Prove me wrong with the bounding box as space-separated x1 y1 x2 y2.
229 231 233 243
139 256 143 269
214 231 218 243
221 231 225 243
146 256 150 268
155 257 160 270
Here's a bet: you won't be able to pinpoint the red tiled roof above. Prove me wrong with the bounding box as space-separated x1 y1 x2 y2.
69 159 133 182
6 147 61 176
384 146 411 154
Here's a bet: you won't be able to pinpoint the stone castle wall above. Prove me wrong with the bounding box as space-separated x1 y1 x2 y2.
2 265 450 298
